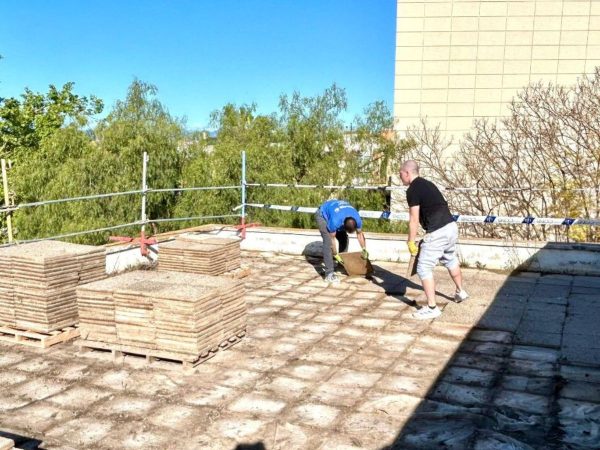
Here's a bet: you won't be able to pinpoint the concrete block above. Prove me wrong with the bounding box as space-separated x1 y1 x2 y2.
13 378 69 401
561 381 600 404
258 376 311 400
0 352 25 368
309 382 364 407
377 374 432 397
185 385 237 407
494 390 551 415
515 331 562 348
0 370 27 387
468 329 512 344
228 394 286 415
429 382 491 407
212 417 268 440
460 341 511 357
214 369 262 389
48 386 112 409
561 344 600 367
476 310 523 332
96 396 156 417
281 363 334 381
441 367 496 388
510 346 560 363
516 318 564 335
290 403 340 427
451 352 505 372
507 358 556 377
397 415 479 449
501 375 555 396
45 417 113 447
329 369 382 389
558 398 600 449
560 365 600 384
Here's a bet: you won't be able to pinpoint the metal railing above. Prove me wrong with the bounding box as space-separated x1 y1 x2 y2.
2 150 599 246
0 151 244 245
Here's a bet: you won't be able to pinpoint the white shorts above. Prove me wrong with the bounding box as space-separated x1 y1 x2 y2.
417 221 460 280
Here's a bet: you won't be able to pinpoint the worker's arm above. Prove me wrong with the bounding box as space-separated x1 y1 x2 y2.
329 232 338 255
408 205 420 243
356 229 366 249
407 206 420 256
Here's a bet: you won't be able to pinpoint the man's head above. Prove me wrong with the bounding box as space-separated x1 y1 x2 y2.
344 217 358 233
399 160 419 186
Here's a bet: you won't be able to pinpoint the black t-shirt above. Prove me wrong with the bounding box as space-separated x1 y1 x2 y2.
406 177 453 233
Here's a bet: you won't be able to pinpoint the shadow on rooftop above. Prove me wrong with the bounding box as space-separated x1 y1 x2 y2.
377 243 600 449
0 430 45 450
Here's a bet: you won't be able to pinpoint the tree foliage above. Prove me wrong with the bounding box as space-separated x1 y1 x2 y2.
0 82 103 160
406 68 600 242
1 80 408 244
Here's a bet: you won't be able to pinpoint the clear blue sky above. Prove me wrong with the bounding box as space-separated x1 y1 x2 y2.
0 0 396 130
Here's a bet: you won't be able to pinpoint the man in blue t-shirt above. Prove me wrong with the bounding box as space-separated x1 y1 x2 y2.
315 199 368 284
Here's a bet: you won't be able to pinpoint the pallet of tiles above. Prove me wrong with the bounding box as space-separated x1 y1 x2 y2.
0 325 79 348
158 234 241 275
0 240 106 334
76 270 246 366
77 334 244 369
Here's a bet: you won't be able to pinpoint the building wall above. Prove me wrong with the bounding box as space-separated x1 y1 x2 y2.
394 0 600 141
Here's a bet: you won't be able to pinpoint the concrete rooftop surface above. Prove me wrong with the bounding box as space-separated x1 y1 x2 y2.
1 251 600 449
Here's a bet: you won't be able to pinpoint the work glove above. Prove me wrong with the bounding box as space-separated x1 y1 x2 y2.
361 248 369 260
334 254 344 265
407 240 418 256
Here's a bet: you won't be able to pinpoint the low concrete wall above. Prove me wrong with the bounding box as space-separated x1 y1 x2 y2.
102 225 600 276
205 226 600 276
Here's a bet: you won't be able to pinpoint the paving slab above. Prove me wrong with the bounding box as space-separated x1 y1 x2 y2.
0 252 598 449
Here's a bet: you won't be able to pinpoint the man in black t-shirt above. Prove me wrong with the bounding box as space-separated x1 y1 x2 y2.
400 160 469 320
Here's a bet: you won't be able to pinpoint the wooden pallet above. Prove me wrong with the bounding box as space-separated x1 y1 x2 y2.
218 330 246 351
76 331 246 369
0 325 79 348
224 267 251 279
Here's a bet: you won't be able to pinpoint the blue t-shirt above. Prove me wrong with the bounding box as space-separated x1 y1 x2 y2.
319 199 362 233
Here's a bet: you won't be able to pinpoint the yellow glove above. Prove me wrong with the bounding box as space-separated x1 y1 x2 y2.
334 254 344 264
407 240 418 256
361 248 369 260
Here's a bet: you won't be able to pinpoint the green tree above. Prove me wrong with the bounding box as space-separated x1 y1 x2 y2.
9 80 184 243
0 82 103 160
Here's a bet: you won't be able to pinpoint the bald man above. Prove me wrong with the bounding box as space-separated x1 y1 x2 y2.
399 160 469 319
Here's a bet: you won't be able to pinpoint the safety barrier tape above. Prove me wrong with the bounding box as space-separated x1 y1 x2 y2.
242 203 600 226
246 182 599 194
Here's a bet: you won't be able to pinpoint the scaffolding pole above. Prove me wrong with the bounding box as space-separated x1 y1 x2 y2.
140 151 149 253
240 150 247 239
1 159 13 242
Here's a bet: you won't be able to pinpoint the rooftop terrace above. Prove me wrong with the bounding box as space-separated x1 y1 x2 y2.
1 251 599 449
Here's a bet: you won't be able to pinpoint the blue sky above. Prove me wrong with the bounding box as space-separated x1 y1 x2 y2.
0 0 396 129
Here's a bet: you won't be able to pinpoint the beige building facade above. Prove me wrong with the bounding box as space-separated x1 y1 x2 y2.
394 0 600 140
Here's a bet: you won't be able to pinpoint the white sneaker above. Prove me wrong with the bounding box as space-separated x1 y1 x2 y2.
412 306 442 320
454 290 469 303
324 273 340 285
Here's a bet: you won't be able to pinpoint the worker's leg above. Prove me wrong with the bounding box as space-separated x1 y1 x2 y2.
422 277 437 308
416 230 445 309
316 212 335 275
439 222 468 301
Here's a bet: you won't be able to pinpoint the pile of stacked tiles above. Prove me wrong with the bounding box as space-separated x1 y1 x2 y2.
157 234 241 275
0 252 15 326
0 241 106 332
76 271 245 360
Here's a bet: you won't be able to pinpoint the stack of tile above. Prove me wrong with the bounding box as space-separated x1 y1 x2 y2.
0 241 106 332
158 234 241 275
76 271 246 360
76 271 148 343
0 252 15 326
